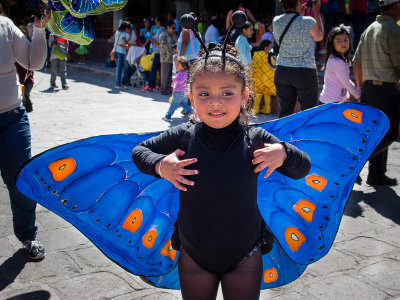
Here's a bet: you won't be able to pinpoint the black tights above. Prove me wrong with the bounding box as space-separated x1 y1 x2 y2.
178 248 262 300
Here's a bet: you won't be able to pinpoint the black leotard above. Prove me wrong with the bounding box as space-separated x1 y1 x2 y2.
132 118 310 273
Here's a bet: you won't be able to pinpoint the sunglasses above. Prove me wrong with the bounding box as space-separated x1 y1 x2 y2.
171 27 176 29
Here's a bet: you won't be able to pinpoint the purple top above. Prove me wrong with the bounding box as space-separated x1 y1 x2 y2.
171 70 188 92
320 55 361 104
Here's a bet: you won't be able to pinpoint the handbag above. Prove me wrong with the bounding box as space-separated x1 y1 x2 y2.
110 31 122 61
268 13 299 69
51 44 68 60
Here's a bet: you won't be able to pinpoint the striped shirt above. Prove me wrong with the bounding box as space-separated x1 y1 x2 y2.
353 15 400 83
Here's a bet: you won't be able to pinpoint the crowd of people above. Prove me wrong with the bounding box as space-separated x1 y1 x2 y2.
106 0 394 121
0 0 399 290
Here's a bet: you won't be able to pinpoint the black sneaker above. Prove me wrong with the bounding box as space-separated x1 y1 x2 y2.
24 239 45 260
366 175 397 186
24 102 33 113
62 85 69 90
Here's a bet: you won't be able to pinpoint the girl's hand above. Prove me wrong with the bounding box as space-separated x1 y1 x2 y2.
300 2 307 16
313 0 321 14
252 143 287 178
34 5 51 28
156 149 198 191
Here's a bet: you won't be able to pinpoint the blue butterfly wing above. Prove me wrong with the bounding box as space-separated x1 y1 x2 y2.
17 103 389 290
256 102 389 273
16 133 181 278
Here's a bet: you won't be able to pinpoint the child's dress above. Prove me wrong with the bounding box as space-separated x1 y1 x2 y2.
251 50 276 113
75 44 89 55
132 118 311 272
319 55 361 103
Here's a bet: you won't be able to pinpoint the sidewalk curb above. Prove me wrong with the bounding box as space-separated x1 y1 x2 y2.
67 62 114 78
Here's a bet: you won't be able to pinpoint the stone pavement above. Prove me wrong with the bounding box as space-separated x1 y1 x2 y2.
0 63 399 299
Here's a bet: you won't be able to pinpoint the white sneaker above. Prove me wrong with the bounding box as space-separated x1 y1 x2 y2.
24 239 45 260
114 85 127 90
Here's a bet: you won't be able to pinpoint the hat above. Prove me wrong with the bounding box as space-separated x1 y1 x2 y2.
379 0 399 6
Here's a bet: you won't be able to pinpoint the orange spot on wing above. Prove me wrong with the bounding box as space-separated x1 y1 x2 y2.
122 209 143 234
48 158 76 181
264 267 278 284
343 109 362 124
294 200 317 223
285 227 306 252
142 229 157 249
160 239 177 261
306 175 327 191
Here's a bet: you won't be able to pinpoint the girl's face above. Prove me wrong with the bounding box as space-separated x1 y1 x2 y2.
242 25 254 38
333 33 350 57
176 61 184 72
190 73 249 129
267 24 273 33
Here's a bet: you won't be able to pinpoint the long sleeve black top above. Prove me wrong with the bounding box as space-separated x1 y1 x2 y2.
132 119 311 273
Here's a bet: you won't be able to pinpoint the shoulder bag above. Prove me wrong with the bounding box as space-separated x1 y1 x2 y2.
268 13 299 69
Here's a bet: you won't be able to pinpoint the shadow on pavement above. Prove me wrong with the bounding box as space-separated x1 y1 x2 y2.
0 249 27 291
40 87 60 94
5 290 51 300
345 188 400 224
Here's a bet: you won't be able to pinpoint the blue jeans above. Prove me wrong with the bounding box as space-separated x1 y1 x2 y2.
148 53 161 88
115 52 126 87
165 91 192 119
0 105 37 242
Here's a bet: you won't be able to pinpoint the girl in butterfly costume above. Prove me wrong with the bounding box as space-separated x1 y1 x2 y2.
15 9 389 299
132 43 311 299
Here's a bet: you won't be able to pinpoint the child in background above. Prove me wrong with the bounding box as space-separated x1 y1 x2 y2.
48 34 69 89
15 62 34 112
162 56 192 121
319 25 360 104
75 44 89 64
15 25 34 112
261 22 274 43
132 44 310 299
251 39 276 114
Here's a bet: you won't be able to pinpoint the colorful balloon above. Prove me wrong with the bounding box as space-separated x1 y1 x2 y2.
59 0 128 18
26 0 127 45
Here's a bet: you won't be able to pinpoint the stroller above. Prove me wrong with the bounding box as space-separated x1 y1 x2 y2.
126 46 148 88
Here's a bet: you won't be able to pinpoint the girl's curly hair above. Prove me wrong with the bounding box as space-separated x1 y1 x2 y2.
187 43 255 124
